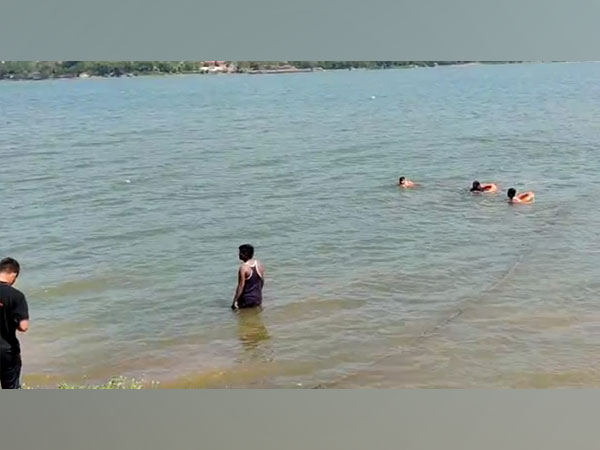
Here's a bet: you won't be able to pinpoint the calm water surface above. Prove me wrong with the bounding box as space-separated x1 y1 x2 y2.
3 62 600 388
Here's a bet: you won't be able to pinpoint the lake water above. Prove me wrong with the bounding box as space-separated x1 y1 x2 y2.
3 62 600 388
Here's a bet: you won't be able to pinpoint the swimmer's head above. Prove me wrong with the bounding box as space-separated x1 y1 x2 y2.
399 177 406 185
507 188 517 199
471 181 482 192
238 244 254 262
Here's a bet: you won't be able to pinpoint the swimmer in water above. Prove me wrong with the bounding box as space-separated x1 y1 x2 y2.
470 180 498 193
398 177 416 188
507 188 535 204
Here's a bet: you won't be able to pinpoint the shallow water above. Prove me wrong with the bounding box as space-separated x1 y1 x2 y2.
3 62 600 388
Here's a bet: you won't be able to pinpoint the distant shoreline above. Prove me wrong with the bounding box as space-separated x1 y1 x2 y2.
0 61 526 82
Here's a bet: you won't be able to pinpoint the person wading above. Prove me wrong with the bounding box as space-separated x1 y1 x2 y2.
0 257 29 389
231 244 265 310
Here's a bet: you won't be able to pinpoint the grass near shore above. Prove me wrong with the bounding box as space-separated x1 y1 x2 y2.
23 376 159 389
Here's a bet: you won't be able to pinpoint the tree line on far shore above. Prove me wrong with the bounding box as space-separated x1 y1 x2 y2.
0 61 524 80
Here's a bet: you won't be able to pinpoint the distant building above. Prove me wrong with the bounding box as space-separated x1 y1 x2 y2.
202 61 227 67
200 61 230 74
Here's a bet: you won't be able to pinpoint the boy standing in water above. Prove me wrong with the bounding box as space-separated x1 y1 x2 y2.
0 257 29 389
231 244 265 310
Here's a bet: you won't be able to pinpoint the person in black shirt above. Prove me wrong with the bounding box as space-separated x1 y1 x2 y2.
0 257 29 389
231 244 265 310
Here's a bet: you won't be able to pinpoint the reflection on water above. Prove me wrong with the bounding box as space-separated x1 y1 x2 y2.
234 308 273 363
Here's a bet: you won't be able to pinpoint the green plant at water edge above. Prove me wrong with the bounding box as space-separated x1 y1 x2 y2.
57 376 146 389
23 376 159 389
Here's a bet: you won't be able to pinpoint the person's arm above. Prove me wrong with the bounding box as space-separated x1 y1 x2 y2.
13 292 29 333
231 266 247 309
18 319 29 332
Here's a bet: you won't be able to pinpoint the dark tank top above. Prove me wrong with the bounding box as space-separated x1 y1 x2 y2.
238 262 263 308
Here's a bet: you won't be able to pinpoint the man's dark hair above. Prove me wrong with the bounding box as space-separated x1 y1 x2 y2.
239 244 254 261
399 177 405 183
0 257 20 275
507 188 516 199
471 180 482 192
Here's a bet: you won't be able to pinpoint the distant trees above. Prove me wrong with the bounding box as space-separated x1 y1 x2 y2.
0 61 520 80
